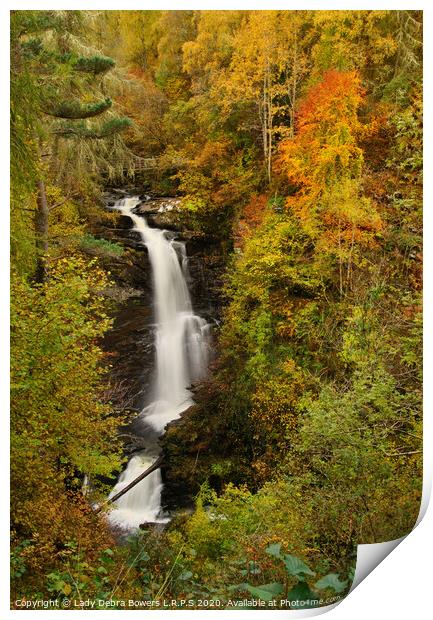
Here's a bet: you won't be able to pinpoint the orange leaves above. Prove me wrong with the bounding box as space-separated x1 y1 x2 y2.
277 70 365 194
276 70 383 294
235 194 268 245
194 138 231 173
298 70 364 133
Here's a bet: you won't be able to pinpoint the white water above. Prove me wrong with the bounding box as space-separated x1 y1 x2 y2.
107 197 211 529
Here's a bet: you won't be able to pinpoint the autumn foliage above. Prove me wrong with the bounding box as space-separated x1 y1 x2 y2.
278 70 365 196
276 70 383 293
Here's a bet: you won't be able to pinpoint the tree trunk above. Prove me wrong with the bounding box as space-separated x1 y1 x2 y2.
267 79 273 183
94 454 164 514
262 73 268 175
263 65 272 183
337 217 343 297
34 179 49 283
287 27 299 139
289 71 297 138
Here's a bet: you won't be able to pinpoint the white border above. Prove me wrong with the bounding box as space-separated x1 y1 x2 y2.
2 2 432 618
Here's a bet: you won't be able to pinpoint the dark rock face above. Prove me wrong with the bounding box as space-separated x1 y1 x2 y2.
159 402 208 511
102 297 154 411
159 379 252 513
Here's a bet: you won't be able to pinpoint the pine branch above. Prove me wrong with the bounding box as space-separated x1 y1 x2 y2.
73 55 115 75
43 98 112 119
52 117 132 139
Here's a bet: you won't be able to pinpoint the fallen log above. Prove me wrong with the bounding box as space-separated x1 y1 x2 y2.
95 454 164 514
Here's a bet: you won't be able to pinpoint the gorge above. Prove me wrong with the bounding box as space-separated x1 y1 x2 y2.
107 197 212 529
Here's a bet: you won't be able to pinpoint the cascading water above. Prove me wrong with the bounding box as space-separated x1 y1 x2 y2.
107 196 211 529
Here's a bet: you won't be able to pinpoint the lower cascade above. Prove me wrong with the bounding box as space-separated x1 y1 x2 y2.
107 196 211 529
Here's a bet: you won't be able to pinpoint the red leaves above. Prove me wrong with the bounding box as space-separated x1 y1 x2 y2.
277 70 365 195
298 70 364 133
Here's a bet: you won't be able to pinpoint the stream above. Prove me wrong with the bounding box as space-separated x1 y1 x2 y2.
106 196 211 529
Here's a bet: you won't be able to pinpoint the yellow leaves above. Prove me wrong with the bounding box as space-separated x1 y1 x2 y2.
183 10 243 79
250 364 306 446
62 583 72 596
271 295 296 339
251 458 272 485
280 358 296 374
365 12 398 63
11 248 121 555
311 10 399 73
194 138 231 171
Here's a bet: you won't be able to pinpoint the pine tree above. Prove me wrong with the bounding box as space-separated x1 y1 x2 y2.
11 10 132 281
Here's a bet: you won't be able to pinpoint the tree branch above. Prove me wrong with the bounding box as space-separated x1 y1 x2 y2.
94 454 164 514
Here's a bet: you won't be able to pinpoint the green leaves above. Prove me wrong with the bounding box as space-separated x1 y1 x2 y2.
287 581 317 605
79 233 124 257
47 572 73 596
233 547 348 608
54 118 132 140
315 573 348 594
265 542 282 558
10 257 122 539
241 582 284 602
265 544 315 578
10 540 32 580
283 554 316 578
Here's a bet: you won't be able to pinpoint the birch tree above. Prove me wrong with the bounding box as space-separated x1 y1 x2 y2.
217 11 310 182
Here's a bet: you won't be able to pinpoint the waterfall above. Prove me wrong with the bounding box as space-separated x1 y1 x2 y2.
107 196 210 529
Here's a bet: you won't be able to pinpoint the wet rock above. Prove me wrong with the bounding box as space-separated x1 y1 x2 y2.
146 213 181 230
159 405 201 511
102 295 155 410
135 202 160 215
119 432 148 455
134 196 181 215
117 214 136 230
103 285 144 303
132 196 184 231
139 522 166 533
